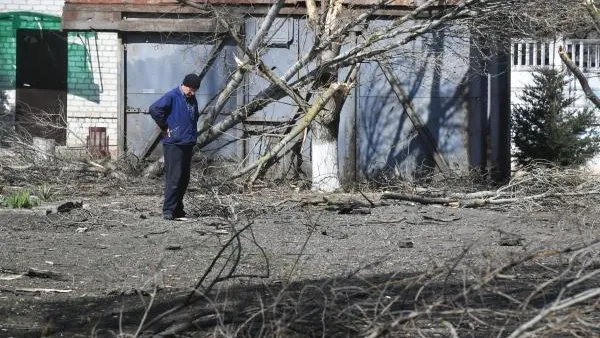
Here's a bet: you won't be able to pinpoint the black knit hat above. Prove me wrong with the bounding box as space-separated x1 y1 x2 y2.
182 73 201 89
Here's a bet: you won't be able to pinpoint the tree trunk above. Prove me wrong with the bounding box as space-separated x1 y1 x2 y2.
311 119 340 192
308 0 345 192
311 46 342 192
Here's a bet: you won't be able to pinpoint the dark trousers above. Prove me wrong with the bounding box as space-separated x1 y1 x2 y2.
163 143 194 217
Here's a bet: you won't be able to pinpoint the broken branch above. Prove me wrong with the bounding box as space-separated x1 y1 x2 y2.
558 45 600 109
230 83 350 179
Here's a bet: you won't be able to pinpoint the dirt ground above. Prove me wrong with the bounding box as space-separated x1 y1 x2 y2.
1 164 599 338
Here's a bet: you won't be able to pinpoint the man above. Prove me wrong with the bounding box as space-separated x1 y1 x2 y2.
149 73 201 220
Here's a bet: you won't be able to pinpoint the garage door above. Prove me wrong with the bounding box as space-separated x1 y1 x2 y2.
125 32 233 157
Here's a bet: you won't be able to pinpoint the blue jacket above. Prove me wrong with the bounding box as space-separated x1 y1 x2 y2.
149 87 199 145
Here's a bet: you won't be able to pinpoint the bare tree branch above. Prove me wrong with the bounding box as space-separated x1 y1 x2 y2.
230 83 351 179
558 45 600 109
195 0 467 149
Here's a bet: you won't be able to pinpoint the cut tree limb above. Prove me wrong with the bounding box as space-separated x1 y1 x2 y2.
139 0 484 181
461 190 600 208
17 288 73 293
142 0 470 180
323 0 478 72
25 267 68 281
583 0 600 33
381 192 455 205
192 0 447 152
305 0 318 28
558 46 600 109
0 286 72 294
382 189 600 207
223 22 311 115
245 65 357 185
507 287 600 338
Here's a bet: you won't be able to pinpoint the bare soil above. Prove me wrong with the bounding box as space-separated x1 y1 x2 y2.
1 165 599 337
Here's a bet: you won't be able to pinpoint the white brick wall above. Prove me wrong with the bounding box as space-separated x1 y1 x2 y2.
67 32 120 156
0 0 64 17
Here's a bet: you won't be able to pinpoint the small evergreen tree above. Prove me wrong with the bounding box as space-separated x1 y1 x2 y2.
512 68 600 167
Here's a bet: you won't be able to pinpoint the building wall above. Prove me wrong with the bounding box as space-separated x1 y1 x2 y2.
0 0 64 97
1 0 63 16
0 1 120 156
0 18 15 125
66 31 120 155
0 7 62 140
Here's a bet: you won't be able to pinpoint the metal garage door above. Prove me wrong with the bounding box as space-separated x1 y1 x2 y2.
124 32 232 158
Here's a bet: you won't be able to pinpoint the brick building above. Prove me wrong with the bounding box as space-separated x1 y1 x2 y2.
0 0 119 156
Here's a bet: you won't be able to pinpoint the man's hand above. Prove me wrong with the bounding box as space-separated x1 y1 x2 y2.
162 128 171 138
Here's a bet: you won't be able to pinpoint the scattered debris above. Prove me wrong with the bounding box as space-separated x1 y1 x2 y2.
57 201 83 213
165 245 182 251
25 267 68 281
382 168 600 210
193 229 229 236
382 192 455 206
0 286 72 294
269 198 301 207
75 227 88 233
0 267 67 281
121 288 155 296
398 240 415 248
321 229 349 239
338 206 371 215
141 230 169 238
0 272 23 281
499 233 525 246
367 217 406 224
422 215 462 222
201 217 229 229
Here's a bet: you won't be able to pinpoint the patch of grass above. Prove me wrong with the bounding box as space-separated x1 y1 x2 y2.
36 183 55 201
5 190 38 209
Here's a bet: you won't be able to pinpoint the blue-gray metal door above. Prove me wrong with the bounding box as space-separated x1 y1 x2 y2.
357 21 471 177
125 32 231 157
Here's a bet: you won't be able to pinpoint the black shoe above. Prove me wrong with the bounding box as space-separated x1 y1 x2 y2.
173 210 187 218
163 214 175 221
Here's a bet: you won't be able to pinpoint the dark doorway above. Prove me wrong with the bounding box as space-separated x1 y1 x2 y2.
16 29 67 144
